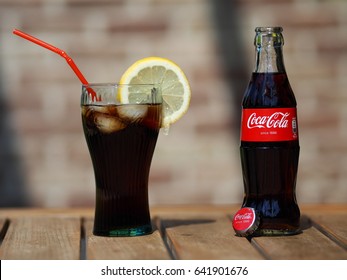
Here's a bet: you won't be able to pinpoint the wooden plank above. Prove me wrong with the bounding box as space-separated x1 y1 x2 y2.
160 213 264 260
85 218 171 260
251 215 347 260
0 206 345 260
0 217 81 260
301 204 347 214
0 208 93 218
152 205 239 215
309 213 347 250
0 218 9 244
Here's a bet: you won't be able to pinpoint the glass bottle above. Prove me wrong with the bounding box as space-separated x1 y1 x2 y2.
239 27 300 236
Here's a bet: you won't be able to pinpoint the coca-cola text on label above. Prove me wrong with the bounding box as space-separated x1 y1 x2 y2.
241 108 298 142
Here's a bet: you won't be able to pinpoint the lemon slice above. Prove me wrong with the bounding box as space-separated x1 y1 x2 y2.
118 57 191 128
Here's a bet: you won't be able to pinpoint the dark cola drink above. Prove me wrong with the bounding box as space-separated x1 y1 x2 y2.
239 27 300 236
82 100 162 236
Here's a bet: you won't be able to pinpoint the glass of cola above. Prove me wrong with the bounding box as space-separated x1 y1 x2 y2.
81 84 162 237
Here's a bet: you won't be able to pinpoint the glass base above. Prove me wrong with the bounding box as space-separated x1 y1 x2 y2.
93 224 153 237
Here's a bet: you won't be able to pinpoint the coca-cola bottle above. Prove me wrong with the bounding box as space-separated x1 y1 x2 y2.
238 27 300 236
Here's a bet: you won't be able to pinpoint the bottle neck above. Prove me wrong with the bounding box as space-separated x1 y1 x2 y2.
254 27 286 73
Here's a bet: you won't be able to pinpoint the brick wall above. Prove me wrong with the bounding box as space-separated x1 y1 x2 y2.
0 0 346 207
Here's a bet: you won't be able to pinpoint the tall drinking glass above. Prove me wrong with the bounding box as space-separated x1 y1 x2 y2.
81 84 162 237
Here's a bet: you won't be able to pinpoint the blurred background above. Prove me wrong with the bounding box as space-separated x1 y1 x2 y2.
0 0 346 208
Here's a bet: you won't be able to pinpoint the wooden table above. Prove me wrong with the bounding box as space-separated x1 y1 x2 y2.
0 205 346 260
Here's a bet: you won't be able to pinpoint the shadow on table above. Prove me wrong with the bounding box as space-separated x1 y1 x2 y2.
300 215 312 231
155 215 312 234
157 218 215 230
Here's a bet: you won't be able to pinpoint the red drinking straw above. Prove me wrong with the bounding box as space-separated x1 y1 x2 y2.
13 29 97 99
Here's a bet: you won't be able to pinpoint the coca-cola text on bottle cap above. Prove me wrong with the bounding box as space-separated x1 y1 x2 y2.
232 207 260 237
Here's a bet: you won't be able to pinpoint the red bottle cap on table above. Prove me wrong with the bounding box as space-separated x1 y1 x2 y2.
232 207 260 237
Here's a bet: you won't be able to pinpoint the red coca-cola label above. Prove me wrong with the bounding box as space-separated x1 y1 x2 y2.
241 108 298 142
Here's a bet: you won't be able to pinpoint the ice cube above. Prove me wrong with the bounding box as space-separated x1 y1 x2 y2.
82 105 108 120
89 105 109 114
94 113 126 133
117 104 148 122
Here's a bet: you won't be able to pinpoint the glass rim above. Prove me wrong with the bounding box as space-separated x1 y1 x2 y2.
81 83 162 105
82 83 160 88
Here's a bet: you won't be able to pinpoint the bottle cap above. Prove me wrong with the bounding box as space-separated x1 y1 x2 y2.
232 207 260 237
